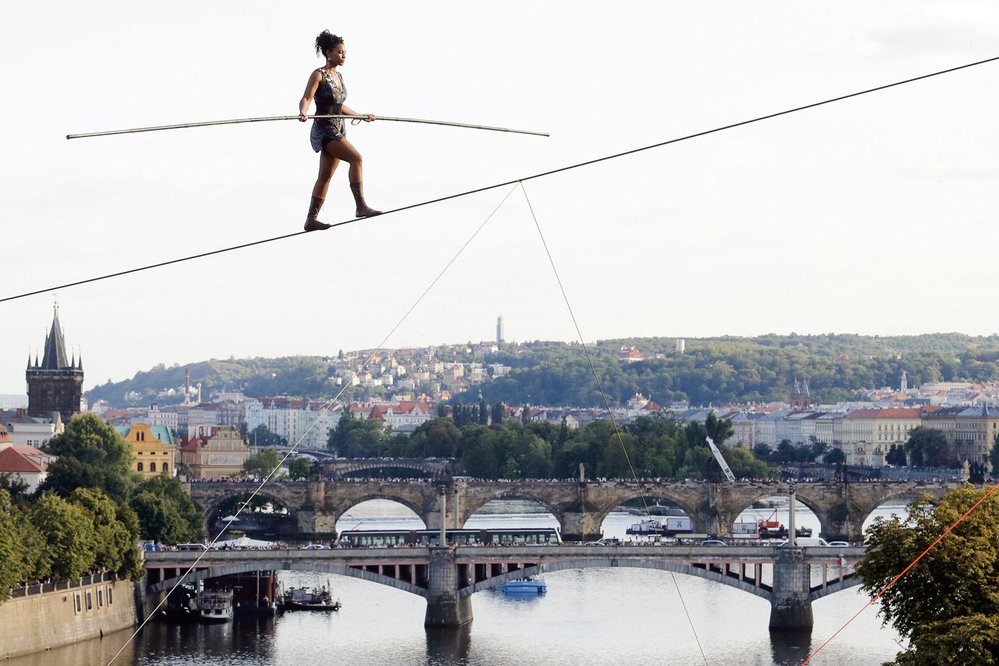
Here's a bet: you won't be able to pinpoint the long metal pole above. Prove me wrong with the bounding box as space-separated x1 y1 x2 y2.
66 115 549 140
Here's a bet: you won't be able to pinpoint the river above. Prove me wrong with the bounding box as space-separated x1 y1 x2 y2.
8 500 911 666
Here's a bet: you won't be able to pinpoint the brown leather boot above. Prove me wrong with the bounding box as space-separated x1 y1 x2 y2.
304 196 331 231
350 182 382 218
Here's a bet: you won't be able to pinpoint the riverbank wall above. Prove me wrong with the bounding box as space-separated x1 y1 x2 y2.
0 573 142 660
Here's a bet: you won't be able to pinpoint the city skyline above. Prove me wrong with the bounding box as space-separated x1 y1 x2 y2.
3 2 998 394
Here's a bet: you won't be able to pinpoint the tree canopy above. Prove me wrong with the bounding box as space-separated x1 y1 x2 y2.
128 476 202 545
858 486 999 664
39 413 135 502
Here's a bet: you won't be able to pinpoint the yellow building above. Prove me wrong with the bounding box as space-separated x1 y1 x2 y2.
179 426 250 480
116 423 176 478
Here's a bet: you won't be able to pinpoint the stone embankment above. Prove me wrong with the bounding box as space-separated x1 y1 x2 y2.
0 573 141 660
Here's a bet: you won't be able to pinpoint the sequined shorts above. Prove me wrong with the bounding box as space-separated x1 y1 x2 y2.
310 121 345 153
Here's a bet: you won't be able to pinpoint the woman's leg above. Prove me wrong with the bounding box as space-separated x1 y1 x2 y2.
323 138 380 217
312 150 340 198
323 137 362 184
304 150 340 231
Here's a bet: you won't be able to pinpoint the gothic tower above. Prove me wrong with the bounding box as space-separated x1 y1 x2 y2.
26 305 83 422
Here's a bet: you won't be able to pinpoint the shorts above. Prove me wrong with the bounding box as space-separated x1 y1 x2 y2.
310 121 345 153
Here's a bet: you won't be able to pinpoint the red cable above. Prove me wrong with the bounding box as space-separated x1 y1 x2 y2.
802 480 999 665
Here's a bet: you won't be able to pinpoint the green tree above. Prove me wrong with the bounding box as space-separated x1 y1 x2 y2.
0 473 30 503
328 411 389 457
249 424 282 447
40 413 135 502
0 490 29 600
823 448 847 465
31 492 98 580
858 486 999 664
410 418 462 458
906 427 954 468
726 447 776 479
288 457 313 480
69 488 143 580
885 444 906 466
128 476 203 544
243 449 283 478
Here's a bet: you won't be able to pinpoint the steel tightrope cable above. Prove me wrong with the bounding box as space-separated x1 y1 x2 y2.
5 55 997 306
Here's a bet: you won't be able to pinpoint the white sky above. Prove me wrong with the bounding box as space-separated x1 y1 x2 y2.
2 1 998 395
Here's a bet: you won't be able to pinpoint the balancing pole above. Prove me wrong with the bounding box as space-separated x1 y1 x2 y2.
66 114 549 140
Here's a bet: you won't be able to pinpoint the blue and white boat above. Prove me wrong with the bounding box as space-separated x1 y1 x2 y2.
500 577 547 595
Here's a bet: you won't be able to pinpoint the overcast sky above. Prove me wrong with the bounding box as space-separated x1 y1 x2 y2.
2 1 998 397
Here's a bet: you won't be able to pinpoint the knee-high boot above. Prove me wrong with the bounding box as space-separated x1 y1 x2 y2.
350 183 382 218
304 196 330 231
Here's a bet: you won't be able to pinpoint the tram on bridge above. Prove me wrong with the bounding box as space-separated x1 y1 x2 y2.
336 527 562 547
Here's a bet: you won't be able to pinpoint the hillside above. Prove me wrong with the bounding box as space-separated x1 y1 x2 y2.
84 333 999 409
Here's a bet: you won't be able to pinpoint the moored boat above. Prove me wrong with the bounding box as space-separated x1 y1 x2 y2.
197 590 234 623
278 585 341 612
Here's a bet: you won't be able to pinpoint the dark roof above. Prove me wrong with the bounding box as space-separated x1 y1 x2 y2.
30 306 81 371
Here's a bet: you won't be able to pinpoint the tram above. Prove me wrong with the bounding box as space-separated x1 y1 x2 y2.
336 527 562 548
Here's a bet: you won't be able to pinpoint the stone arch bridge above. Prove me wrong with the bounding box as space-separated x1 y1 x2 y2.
145 544 861 630
185 479 963 542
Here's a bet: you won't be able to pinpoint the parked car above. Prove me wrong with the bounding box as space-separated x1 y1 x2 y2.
827 541 850 547
584 538 621 546
701 540 728 547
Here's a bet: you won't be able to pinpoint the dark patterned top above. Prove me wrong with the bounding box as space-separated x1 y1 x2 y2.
315 69 346 131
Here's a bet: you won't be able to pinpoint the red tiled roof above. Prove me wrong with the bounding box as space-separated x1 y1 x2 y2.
847 408 923 419
0 447 45 473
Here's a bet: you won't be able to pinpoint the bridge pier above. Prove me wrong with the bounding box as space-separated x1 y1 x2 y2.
424 547 472 628
561 511 602 543
296 510 337 538
769 548 813 631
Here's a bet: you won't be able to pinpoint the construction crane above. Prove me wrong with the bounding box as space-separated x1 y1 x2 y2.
705 436 736 483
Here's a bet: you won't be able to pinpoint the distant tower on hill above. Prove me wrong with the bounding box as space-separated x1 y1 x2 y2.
900 370 908 392
676 338 685 354
496 316 504 345
790 377 811 410
26 304 84 423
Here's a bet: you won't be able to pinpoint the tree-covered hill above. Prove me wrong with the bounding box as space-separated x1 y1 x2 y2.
86 356 337 406
472 333 999 406
84 333 999 408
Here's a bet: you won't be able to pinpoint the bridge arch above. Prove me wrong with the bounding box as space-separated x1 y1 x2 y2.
151 560 429 598
460 559 773 601
587 493 701 535
336 494 427 524
459 491 566 530
198 490 296 526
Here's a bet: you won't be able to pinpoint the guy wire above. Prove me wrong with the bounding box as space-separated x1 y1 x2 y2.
103 185 520 666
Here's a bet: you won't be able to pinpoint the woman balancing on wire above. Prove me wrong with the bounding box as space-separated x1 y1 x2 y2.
299 30 381 231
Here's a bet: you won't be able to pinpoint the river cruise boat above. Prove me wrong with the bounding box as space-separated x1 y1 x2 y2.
500 577 547 595
197 590 234 623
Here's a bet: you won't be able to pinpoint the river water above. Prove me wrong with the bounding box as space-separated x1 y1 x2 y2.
9 500 911 666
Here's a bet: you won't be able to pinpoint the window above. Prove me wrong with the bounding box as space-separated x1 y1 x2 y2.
98 589 103 607
86 592 92 610
150 462 156 472
108 586 113 605
163 463 169 472
75 594 81 614
137 462 143 471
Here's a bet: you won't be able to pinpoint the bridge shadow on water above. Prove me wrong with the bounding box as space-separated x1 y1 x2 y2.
769 629 813 666
426 623 472 663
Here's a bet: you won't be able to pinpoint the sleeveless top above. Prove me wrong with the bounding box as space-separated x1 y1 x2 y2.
313 68 346 136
